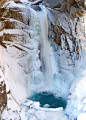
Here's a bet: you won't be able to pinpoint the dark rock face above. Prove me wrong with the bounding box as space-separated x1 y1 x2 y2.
31 5 42 11
14 0 20 3
42 0 76 12
42 0 64 8
0 80 7 113
42 0 86 11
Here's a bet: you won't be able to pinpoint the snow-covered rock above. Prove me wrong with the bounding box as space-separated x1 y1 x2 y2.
65 70 86 120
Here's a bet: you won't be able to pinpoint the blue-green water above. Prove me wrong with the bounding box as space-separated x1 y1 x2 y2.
29 92 67 109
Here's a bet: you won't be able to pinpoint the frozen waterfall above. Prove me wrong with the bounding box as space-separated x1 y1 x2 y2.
27 5 69 100
37 7 53 86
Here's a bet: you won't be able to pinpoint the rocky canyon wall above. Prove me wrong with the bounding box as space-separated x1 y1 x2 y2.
0 0 86 120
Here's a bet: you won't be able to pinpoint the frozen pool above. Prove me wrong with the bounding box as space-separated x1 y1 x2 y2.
28 92 67 109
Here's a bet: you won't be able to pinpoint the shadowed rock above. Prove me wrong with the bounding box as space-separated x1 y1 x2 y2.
42 0 64 8
0 81 7 113
31 5 41 11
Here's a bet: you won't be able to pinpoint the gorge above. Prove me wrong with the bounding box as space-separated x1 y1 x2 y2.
0 0 86 120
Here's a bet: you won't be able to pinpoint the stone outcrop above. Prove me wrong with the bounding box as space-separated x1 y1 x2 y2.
42 0 86 11
42 0 67 12
42 0 77 12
